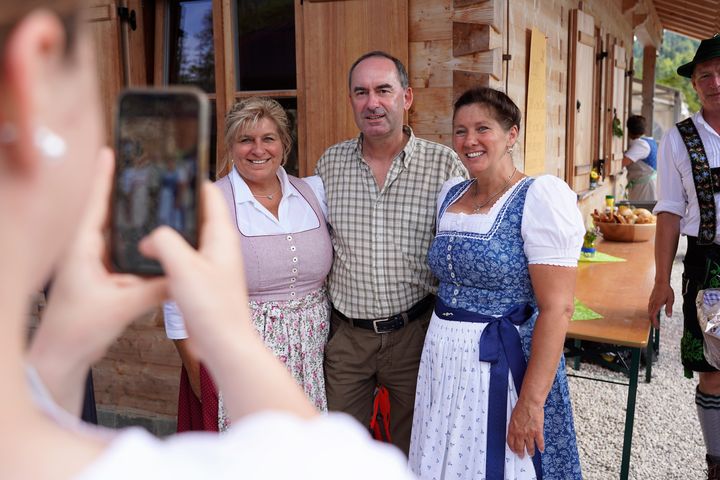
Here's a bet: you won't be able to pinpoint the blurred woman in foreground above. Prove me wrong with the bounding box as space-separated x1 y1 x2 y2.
1 1 411 478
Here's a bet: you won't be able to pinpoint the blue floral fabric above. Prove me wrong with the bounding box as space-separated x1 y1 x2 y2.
427 177 582 479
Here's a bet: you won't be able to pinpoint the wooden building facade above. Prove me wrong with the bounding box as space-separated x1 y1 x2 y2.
80 0 713 432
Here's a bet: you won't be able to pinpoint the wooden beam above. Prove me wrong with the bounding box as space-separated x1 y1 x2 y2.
622 0 639 14
451 0 503 33
452 23 500 57
641 45 656 131
453 0 486 7
452 70 490 101
632 12 648 28
454 47 502 80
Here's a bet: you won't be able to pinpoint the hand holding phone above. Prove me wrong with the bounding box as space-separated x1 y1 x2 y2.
111 87 209 275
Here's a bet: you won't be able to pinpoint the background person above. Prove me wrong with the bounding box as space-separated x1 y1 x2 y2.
164 97 333 432
409 87 584 479
623 114 657 202
1 1 413 477
648 34 720 480
314 51 467 455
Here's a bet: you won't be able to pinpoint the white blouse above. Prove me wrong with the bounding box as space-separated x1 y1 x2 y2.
655 111 720 242
76 412 414 480
164 168 326 340
437 175 585 267
625 137 652 163
229 166 324 236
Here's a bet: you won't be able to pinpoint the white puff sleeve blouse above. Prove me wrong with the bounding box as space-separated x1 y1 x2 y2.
437 175 584 267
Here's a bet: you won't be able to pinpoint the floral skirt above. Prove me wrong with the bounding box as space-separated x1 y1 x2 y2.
218 288 330 431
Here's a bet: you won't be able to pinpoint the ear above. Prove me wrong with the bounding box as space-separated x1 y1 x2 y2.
0 10 67 177
507 125 519 145
403 86 414 111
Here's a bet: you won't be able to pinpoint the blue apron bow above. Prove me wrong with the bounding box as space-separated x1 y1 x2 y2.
434 300 542 480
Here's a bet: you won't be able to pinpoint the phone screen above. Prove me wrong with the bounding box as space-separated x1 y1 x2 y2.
111 88 208 275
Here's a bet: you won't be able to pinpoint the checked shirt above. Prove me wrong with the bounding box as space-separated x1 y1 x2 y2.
315 126 466 319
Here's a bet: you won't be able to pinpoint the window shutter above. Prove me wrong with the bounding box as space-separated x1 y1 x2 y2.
565 9 596 191
299 0 409 173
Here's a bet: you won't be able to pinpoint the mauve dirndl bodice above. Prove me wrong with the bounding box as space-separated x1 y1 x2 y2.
215 174 333 303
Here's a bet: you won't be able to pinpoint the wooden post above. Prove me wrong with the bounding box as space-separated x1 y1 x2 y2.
641 45 656 133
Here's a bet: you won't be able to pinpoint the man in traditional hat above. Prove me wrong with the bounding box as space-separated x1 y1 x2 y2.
649 34 720 479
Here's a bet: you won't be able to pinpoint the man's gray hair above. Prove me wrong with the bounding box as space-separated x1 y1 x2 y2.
347 51 410 90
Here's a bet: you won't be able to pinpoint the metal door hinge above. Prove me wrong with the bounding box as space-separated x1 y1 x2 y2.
117 6 137 31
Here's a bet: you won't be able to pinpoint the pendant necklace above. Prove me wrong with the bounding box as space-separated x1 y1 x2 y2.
252 188 280 200
472 167 517 213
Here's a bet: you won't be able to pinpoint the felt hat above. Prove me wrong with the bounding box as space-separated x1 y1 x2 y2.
678 34 720 78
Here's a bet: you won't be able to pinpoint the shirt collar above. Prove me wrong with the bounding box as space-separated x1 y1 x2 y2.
697 110 720 138
229 165 296 205
354 125 417 168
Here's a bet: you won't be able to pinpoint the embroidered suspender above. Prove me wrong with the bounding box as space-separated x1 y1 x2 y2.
677 117 716 244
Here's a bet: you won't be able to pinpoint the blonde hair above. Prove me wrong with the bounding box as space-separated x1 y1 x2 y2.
220 97 293 177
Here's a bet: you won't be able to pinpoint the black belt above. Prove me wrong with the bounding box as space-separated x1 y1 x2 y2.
333 295 435 334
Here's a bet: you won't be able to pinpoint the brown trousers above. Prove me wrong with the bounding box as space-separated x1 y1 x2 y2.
324 307 432 456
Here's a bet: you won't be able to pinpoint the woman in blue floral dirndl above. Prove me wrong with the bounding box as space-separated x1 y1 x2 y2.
409 87 585 479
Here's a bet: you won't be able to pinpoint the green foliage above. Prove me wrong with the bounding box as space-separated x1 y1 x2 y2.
612 116 624 137
633 31 701 113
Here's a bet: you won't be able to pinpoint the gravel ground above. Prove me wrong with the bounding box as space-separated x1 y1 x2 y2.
567 238 707 479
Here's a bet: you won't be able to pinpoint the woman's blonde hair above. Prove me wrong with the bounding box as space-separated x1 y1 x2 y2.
220 97 293 177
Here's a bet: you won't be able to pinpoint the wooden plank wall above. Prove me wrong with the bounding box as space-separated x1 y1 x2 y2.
409 0 637 218
408 0 502 147
94 308 181 421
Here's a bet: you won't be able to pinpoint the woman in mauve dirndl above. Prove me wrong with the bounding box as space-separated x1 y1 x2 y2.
164 97 332 432
409 87 584 479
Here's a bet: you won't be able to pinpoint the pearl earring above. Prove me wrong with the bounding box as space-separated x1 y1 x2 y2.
34 126 66 162
507 145 514 154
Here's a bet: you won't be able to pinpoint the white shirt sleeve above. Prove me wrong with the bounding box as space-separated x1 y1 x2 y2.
76 412 416 480
301 175 328 220
654 127 688 217
624 137 651 162
436 177 465 223
521 175 585 267
163 301 188 340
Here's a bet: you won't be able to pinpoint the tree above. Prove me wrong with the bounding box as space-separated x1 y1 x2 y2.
634 31 700 112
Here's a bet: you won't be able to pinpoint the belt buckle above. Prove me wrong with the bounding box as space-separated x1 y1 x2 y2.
373 318 392 334
372 313 408 334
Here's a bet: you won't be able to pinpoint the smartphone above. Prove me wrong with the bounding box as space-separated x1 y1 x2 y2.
110 87 209 275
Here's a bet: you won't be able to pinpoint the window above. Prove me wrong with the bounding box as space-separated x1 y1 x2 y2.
234 0 296 91
164 0 298 178
167 0 215 93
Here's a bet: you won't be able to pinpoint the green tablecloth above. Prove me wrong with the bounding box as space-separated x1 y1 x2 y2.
572 297 603 321
579 251 626 263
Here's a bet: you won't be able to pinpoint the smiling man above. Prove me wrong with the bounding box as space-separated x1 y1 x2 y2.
649 34 720 480
314 51 466 455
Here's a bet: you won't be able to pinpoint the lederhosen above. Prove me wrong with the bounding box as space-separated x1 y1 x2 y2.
678 117 720 376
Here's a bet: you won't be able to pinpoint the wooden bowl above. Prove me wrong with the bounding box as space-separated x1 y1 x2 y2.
597 222 656 242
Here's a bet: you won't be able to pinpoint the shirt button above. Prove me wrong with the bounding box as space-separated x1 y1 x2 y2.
292 268 298 274
290 277 296 283
453 289 459 295
448 263 453 270
447 246 452 252
292 257 298 263
290 245 296 252
289 284 295 289
287 235 293 241
290 291 296 297
451 298 457 304
449 237 454 243
446 254 451 260
450 272 456 278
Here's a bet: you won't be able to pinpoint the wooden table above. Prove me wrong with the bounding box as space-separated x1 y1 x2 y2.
567 237 656 480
